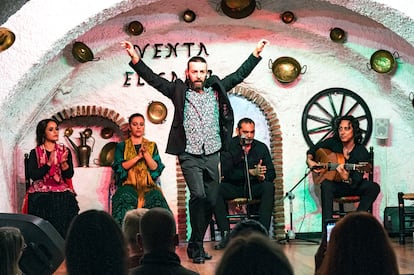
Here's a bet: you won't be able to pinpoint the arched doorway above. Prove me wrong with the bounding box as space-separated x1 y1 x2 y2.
176 86 286 240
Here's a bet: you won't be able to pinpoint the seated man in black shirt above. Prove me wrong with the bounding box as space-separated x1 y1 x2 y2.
214 117 275 250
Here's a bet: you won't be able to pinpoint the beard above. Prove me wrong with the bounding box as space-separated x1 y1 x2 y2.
189 79 205 91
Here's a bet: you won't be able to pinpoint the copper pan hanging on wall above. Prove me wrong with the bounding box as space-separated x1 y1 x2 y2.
330 27 346 43
269 57 307 83
72 42 100 63
0 27 16 52
281 11 295 24
127 21 144 36
183 10 196 23
221 0 256 19
367 49 398 74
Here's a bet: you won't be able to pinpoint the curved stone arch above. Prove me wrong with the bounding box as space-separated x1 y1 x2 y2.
176 86 285 241
51 105 129 138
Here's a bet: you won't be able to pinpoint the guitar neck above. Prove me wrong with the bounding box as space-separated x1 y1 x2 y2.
327 163 358 171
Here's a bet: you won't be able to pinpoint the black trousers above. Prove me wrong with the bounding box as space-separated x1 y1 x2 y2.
214 181 275 232
178 152 220 248
320 179 380 229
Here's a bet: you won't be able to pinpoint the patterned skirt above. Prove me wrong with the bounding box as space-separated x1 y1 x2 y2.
27 191 79 238
111 184 170 226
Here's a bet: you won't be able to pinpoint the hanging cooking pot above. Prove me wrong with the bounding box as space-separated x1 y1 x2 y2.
330 27 346 43
269 57 307 83
72 42 100 63
367 49 398 74
147 101 167 124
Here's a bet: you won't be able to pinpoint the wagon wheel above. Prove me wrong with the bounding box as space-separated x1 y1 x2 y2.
301 87 372 147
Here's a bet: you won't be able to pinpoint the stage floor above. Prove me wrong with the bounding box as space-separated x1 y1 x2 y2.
54 236 414 275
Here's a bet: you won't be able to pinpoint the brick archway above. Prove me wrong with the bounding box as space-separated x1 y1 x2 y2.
176 86 285 241
51 105 129 137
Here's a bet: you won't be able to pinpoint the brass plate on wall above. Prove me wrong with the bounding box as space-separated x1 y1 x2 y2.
99 142 117 166
147 101 167 124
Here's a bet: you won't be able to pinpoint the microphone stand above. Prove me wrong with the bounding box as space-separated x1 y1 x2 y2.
243 145 253 201
278 169 320 245
241 138 254 218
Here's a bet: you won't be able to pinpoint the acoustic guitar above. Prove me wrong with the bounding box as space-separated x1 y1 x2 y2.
312 148 372 185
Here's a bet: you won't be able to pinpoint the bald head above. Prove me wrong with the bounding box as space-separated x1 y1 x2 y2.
139 208 177 253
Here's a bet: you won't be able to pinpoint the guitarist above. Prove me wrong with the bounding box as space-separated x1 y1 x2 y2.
306 115 380 229
307 116 380 273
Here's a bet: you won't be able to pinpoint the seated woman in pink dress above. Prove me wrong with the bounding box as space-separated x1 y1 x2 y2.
23 118 79 238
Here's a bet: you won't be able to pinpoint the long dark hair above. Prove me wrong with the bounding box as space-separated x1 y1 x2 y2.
65 210 128 275
318 212 399 275
0 227 25 275
333 115 363 144
35 118 59 146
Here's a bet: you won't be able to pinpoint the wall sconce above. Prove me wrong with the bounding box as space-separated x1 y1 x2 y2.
183 9 196 23
281 11 295 24
72 42 100 63
330 27 346 43
127 21 144 36
221 0 256 19
0 27 16 52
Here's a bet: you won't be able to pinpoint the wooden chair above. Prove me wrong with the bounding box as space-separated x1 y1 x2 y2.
210 198 260 241
397 192 414 244
332 147 374 218
225 198 260 223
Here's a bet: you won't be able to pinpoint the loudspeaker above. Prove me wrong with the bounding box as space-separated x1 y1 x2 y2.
383 206 414 236
375 118 389 139
0 213 65 275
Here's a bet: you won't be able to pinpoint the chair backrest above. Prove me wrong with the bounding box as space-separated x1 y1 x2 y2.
368 146 374 182
24 153 30 191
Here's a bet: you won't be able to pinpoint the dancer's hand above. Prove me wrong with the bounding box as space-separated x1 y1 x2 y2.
121 41 140 64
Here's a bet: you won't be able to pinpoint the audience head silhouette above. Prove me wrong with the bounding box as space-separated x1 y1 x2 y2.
215 232 293 275
122 208 148 268
138 207 178 253
65 210 128 275
318 211 399 275
228 219 268 239
0 227 25 275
